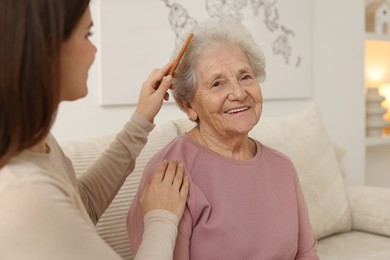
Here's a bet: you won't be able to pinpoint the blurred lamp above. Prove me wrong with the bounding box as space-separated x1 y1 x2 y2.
365 40 390 136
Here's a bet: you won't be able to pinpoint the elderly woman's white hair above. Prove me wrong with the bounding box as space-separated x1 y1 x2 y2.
172 17 266 110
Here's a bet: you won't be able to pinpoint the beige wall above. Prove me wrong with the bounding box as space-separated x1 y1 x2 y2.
53 0 368 185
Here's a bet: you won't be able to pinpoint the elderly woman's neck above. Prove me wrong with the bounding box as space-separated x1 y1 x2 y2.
188 127 256 161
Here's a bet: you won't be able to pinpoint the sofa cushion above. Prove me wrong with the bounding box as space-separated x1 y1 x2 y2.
60 121 180 260
347 185 390 237
175 105 352 240
250 105 352 239
317 231 390 259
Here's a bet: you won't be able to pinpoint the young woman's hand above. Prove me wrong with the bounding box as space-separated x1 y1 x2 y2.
135 61 175 123
140 160 189 219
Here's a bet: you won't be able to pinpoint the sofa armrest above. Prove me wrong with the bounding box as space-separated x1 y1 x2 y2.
347 185 390 236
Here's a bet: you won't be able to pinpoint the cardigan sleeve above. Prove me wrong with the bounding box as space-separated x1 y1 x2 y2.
77 112 154 223
134 209 180 260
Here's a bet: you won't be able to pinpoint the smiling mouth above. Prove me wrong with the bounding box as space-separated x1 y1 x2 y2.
225 107 250 114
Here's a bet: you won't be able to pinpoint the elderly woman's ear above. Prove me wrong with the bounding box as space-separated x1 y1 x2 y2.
181 100 198 122
188 109 198 122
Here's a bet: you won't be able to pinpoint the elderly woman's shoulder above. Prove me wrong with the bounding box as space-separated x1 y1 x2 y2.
256 141 295 165
147 135 201 164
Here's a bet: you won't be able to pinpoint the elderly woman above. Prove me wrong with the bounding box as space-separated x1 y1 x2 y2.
127 18 318 259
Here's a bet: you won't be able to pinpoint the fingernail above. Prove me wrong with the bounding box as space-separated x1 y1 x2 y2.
165 75 172 82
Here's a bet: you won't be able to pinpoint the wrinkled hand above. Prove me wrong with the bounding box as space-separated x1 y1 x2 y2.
140 160 189 219
136 61 175 123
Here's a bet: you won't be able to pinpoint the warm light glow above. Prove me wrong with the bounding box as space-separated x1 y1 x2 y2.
379 84 390 121
365 40 390 87
367 68 386 85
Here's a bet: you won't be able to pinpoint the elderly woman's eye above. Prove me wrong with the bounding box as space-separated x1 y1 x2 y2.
242 74 252 80
212 81 221 87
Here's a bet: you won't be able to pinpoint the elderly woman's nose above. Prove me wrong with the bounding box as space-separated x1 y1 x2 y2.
228 81 247 100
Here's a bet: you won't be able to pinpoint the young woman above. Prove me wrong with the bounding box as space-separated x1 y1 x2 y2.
0 0 189 259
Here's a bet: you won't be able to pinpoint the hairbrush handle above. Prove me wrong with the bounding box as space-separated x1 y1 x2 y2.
168 33 193 76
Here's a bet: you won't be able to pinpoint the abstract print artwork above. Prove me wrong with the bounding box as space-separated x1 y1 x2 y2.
98 0 311 105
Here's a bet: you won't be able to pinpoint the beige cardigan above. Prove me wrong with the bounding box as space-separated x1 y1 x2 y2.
0 113 178 260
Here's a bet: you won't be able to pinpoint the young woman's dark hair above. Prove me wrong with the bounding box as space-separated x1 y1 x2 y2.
0 0 89 167
0 1 189 258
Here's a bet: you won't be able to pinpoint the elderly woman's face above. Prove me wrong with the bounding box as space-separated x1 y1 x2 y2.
187 43 263 137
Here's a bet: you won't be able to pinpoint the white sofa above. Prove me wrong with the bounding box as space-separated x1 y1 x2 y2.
61 105 390 260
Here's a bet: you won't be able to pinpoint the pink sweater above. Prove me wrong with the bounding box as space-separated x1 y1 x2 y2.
128 134 319 260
